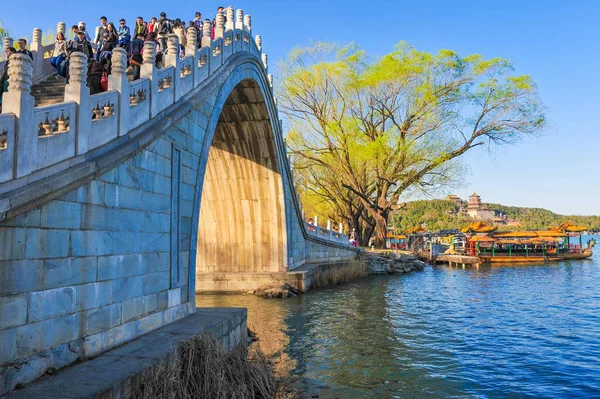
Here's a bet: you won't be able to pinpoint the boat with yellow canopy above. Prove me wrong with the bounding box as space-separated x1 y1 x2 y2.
464 222 596 264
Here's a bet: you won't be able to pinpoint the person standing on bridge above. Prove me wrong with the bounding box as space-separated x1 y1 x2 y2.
130 32 144 80
156 12 172 52
0 47 15 113
94 16 109 57
134 17 147 40
117 19 131 48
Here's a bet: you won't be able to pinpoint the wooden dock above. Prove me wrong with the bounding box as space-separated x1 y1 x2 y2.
435 254 481 267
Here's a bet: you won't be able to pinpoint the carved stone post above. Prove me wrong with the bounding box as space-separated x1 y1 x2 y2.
3 37 14 54
255 35 262 53
165 34 181 101
31 28 44 82
57 22 66 35
244 15 252 33
64 52 91 154
267 74 273 91
108 47 129 136
215 13 224 39
235 9 244 30
202 20 212 48
327 220 333 240
226 7 234 31
186 27 199 86
2 54 35 177
261 53 268 74
141 41 158 117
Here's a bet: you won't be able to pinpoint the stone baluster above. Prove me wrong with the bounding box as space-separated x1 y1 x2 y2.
215 13 224 39
314 216 319 230
226 7 234 31
57 22 66 35
261 53 268 74
186 27 200 86
236 9 244 29
244 15 252 33
166 34 181 101
267 74 273 91
64 52 91 154
31 28 44 81
3 37 14 54
141 41 159 117
2 54 35 177
186 27 197 57
107 47 129 137
339 223 344 234
202 20 212 48
327 220 333 240
255 35 262 53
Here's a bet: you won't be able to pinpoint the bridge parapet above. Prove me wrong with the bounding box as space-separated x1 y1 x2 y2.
0 9 272 187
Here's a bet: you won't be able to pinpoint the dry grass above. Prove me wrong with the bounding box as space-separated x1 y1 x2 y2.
133 333 300 399
310 260 368 289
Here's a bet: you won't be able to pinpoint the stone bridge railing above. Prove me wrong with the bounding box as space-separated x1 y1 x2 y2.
306 217 350 244
1 10 353 248
0 9 270 184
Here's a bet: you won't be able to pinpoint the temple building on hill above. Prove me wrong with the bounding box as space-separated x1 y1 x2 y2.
467 192 504 221
445 194 463 208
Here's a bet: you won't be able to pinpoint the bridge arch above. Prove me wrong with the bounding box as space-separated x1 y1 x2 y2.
189 59 289 292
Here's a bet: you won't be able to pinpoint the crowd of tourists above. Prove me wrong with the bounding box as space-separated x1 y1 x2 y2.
0 7 232 111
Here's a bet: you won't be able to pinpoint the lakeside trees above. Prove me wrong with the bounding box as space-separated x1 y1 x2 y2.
279 42 546 247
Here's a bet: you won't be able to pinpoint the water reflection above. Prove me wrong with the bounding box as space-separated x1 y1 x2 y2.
198 253 600 398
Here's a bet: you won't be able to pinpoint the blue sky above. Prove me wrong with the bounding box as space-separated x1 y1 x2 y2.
2 0 598 215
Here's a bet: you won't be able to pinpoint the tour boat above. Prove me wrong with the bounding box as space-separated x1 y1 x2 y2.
461 222 596 264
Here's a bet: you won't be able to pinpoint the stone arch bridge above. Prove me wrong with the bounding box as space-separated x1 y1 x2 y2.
0 10 357 394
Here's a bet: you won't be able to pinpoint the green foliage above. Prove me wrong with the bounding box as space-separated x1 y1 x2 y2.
279 41 546 246
393 200 600 232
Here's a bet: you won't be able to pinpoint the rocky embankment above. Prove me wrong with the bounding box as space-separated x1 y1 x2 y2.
361 252 426 275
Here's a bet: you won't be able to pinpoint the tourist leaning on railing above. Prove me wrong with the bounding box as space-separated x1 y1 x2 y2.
50 33 68 77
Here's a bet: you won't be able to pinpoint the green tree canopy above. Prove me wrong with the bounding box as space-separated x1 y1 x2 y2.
279 42 546 247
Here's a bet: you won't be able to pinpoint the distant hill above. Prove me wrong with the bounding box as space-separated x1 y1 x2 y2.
392 200 600 232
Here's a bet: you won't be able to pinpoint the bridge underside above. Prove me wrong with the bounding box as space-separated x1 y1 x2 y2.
196 79 290 291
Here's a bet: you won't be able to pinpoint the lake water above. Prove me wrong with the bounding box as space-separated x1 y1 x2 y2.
197 242 600 398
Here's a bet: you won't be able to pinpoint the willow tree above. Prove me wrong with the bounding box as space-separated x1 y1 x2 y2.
279 42 545 247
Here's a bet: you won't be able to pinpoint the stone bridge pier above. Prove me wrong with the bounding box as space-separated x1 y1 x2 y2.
0 8 357 394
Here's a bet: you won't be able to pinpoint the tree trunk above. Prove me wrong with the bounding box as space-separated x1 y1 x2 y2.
373 212 388 249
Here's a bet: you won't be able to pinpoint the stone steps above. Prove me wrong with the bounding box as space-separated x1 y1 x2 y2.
32 68 137 107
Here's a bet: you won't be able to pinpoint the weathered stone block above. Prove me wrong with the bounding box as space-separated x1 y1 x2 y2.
44 257 98 289
112 275 145 302
140 233 170 253
0 227 26 261
142 192 171 213
71 231 113 257
0 328 18 364
181 166 196 185
40 201 82 229
143 271 170 296
2 208 41 228
143 212 170 233
135 311 163 336
25 228 70 259
110 232 142 255
151 138 172 159
117 209 146 232
0 260 44 295
121 294 158 323
97 254 145 280
86 303 122 335
76 281 113 310
98 166 119 184
16 313 80 359
103 183 119 207
28 287 77 322
81 204 119 230
167 288 181 308
156 290 169 310
153 173 171 195
0 295 27 329
76 181 106 205
144 252 170 273
115 186 144 210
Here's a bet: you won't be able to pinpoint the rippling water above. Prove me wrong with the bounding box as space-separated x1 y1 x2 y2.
198 248 600 398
